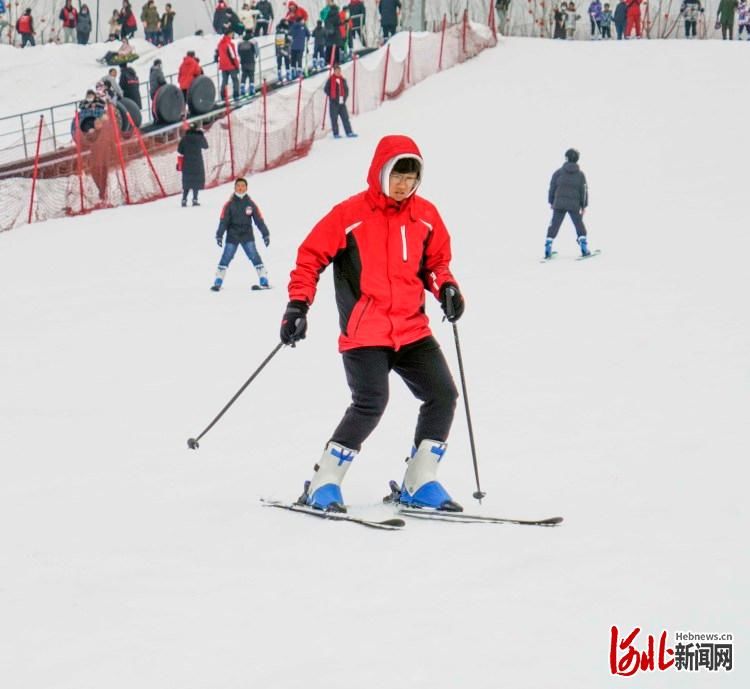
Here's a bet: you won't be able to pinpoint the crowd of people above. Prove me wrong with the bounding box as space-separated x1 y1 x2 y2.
550 0 750 39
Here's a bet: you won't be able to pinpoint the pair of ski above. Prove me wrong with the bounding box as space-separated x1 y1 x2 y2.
261 499 563 531
541 249 601 263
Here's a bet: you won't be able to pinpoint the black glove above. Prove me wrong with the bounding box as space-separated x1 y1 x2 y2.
440 283 464 323
280 300 309 345
263 234 270 248
216 235 223 247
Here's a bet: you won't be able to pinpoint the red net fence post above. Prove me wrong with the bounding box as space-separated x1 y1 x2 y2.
224 95 236 179
126 112 166 198
352 54 358 116
262 80 269 170
294 76 303 150
107 103 131 205
321 70 330 132
462 9 468 56
438 15 448 71
381 44 391 103
27 114 45 225
407 31 413 85
73 111 85 214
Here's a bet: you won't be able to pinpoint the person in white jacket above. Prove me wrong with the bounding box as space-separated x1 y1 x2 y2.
239 2 259 35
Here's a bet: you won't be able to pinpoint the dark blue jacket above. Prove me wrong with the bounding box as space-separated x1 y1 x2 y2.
614 1 628 23
217 193 270 244
290 20 310 51
549 162 588 211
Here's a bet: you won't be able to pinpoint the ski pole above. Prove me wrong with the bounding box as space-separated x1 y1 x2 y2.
444 287 486 503
187 342 284 449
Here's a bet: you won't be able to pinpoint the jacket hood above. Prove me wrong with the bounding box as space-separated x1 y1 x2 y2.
366 134 424 208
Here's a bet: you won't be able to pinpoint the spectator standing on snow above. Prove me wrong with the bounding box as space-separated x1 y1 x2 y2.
119 2 138 40
312 19 326 68
348 0 366 47
217 29 241 100
588 0 603 37
275 18 292 81
212 177 271 292
553 4 568 38
289 18 309 79
160 3 175 43
286 2 309 25
238 30 258 95
59 1 78 44
177 123 209 207
739 0 750 37
565 2 581 37
16 8 36 48
213 0 231 33
323 0 342 63
625 0 642 38
544 148 591 259
178 50 203 100
681 0 703 38
599 3 614 37
0 1 9 44
149 58 166 98
378 0 401 41
119 62 142 107
77 4 92 44
239 2 258 34
613 0 627 37
717 0 738 39
141 0 160 44
108 10 121 40
255 0 273 35
324 64 357 139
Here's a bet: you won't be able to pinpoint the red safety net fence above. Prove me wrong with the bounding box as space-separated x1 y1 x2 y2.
0 14 497 233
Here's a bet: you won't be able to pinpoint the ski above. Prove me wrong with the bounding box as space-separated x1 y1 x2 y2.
397 506 563 527
261 499 406 530
251 285 271 291
576 249 602 261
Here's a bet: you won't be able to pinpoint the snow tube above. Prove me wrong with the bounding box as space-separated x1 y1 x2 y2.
119 96 142 129
187 76 217 116
152 84 185 124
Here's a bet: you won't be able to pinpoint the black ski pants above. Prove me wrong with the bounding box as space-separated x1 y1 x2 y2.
331 336 458 452
547 208 587 239
220 69 239 100
329 101 353 136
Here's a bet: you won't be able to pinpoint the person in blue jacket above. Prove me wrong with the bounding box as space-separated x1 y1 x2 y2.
613 0 627 38
289 17 310 78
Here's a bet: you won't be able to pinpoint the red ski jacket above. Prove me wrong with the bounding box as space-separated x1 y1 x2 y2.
178 56 202 90
288 135 459 352
218 34 239 72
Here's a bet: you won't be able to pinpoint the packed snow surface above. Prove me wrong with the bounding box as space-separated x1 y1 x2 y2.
1 37 748 688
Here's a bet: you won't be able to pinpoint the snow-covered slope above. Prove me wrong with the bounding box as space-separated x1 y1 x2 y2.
1 37 747 688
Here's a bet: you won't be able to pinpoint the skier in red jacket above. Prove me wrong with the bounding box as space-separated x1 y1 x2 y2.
217 30 240 100
280 135 465 514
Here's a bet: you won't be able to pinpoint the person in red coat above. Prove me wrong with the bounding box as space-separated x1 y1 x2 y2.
280 135 465 514
285 1 309 24
625 0 642 36
216 30 240 101
178 51 203 100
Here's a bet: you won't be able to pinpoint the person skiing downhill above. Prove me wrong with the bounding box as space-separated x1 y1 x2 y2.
545 148 591 258
279 134 465 514
212 178 270 291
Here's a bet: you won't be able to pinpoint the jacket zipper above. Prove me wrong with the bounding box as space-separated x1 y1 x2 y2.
400 225 407 262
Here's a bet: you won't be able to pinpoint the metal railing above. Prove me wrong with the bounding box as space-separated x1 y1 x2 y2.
0 37 285 164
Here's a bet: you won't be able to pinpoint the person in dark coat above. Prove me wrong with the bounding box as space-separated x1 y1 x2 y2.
324 1 342 63
76 4 92 44
378 0 401 41
212 178 271 291
213 0 231 33
544 148 591 258
613 0 627 37
149 58 166 98
255 0 273 35
348 0 366 47
312 19 327 69
238 30 258 95
119 63 142 108
324 64 356 138
177 124 209 207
